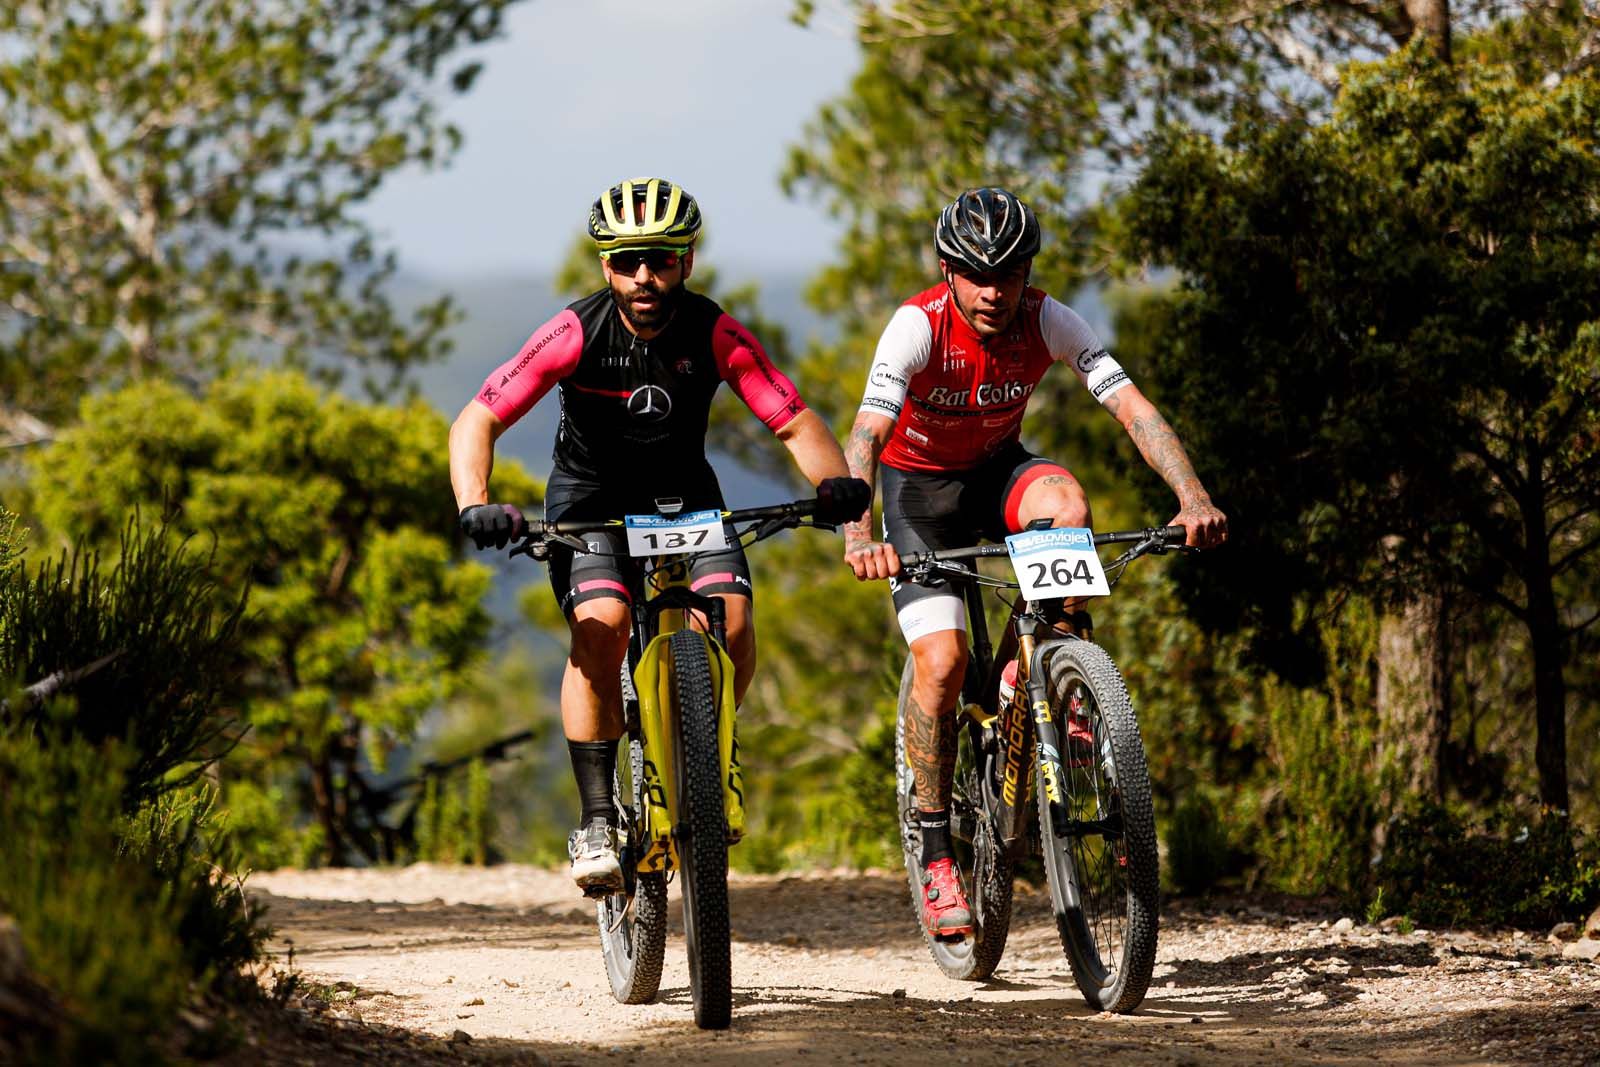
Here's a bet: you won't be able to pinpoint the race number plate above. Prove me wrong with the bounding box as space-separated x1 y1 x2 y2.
624 509 728 557
1005 527 1111 598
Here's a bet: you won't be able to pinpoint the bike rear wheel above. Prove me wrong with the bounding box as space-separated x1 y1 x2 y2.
599 733 667 1004
1038 640 1158 1013
895 654 1013 981
669 631 732 1029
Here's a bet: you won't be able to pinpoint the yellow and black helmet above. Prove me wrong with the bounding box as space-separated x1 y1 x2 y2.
588 177 703 252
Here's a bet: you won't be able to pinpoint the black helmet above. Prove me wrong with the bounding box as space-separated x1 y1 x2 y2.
934 187 1040 273
588 177 702 252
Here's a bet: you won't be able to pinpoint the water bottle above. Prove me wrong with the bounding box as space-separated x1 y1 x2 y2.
997 660 1019 708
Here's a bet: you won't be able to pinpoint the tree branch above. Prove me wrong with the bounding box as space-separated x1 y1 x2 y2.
0 406 55 449
1 651 124 713
1262 25 1342 88
1553 529 1600 576
50 117 142 246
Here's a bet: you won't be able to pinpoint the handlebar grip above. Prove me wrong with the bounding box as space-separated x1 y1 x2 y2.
1159 525 1188 543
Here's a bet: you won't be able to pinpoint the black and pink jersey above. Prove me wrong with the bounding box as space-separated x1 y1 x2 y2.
475 289 807 481
859 284 1133 472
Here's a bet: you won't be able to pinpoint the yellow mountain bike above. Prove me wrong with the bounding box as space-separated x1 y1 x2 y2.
510 494 833 1030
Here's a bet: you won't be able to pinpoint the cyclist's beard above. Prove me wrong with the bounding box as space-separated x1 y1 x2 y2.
611 275 683 333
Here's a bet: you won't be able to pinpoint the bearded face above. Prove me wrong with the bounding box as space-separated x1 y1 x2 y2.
604 249 692 334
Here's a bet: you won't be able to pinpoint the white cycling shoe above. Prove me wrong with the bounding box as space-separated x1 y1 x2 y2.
568 821 623 896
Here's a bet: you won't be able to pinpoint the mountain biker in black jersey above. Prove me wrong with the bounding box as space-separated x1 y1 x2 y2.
449 177 869 894
841 187 1227 938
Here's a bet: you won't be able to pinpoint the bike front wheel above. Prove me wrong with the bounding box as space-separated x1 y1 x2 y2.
599 733 667 1004
1037 640 1159 1013
669 631 732 1029
895 654 1013 981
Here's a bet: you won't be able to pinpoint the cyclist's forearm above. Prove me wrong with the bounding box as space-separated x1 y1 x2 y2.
844 411 891 545
1111 389 1212 507
776 409 850 486
448 401 503 509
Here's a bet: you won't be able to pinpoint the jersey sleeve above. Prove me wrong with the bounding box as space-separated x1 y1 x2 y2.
711 314 807 432
858 305 932 421
1039 296 1133 405
473 310 583 427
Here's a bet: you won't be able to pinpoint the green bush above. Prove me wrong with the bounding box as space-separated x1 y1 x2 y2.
1373 803 1600 928
1165 793 1228 896
414 759 491 864
0 515 245 807
0 728 264 1065
0 507 265 1062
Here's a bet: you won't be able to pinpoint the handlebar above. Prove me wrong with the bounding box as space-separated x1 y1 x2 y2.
900 525 1188 568
507 497 822 560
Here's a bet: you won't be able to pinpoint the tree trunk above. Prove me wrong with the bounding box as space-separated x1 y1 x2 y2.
1376 589 1451 808
1403 0 1452 63
311 751 347 866
1522 489 1570 811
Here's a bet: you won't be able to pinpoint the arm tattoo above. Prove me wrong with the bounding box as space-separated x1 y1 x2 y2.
1129 411 1208 506
902 693 958 808
844 414 885 545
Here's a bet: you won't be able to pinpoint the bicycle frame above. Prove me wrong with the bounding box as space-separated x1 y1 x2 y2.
916 526 1186 859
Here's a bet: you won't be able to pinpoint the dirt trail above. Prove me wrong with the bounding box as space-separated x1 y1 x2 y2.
244 864 1600 1066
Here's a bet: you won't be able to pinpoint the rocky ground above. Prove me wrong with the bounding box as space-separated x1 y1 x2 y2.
229 864 1600 1066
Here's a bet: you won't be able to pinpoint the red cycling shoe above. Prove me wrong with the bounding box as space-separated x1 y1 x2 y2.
920 857 974 939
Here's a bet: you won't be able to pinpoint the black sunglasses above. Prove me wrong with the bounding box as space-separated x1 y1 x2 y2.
606 249 684 274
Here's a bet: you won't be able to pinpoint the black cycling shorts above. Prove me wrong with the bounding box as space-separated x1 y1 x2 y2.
881 443 1070 638
544 465 753 616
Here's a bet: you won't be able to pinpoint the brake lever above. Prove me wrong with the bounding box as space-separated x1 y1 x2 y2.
509 540 547 561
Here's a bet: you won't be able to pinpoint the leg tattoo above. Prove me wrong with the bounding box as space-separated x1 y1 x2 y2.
905 693 959 810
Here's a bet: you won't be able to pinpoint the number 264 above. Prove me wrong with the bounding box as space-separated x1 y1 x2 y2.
1028 558 1094 587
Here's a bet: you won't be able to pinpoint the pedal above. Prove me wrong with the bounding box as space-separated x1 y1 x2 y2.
581 884 615 900
961 702 997 730
933 931 969 944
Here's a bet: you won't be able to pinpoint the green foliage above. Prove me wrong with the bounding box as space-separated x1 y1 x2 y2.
1165 794 1227 896
0 504 264 1059
734 531 906 870
1373 804 1600 928
420 641 564 863
27 370 540 864
1124 45 1600 809
1 514 246 807
0 726 265 1065
1257 604 1380 897
414 759 491 865
0 0 528 439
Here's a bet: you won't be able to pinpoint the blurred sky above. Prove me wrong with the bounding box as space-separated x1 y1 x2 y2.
359 1 860 280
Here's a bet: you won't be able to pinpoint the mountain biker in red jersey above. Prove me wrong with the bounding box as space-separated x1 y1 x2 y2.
449 177 868 895
841 187 1227 939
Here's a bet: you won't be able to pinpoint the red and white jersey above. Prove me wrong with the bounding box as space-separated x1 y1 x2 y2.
859 284 1132 472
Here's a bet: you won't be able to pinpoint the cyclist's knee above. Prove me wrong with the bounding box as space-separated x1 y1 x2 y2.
569 601 630 672
910 630 967 692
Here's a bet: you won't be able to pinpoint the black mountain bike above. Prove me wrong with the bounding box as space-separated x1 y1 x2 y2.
509 495 832 1030
895 523 1192 1012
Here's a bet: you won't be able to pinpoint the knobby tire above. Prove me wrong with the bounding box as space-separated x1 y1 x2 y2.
1038 640 1159 1013
669 631 732 1029
599 732 667 1004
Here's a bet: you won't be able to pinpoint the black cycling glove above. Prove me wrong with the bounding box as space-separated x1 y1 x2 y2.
814 477 872 526
458 503 526 550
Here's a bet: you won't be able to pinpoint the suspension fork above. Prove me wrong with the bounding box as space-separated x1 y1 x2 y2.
1027 629 1075 835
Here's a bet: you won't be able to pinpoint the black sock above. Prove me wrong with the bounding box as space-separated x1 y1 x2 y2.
568 739 618 827
919 808 953 867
